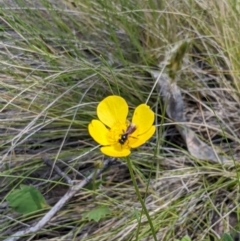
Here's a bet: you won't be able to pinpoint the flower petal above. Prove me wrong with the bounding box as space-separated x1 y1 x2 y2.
88 120 110 145
129 126 156 148
97 95 128 128
100 146 131 157
132 104 155 135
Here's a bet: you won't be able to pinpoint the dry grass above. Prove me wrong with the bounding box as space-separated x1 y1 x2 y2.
1 0 240 240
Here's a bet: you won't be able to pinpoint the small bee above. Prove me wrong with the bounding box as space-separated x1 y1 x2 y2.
118 123 136 145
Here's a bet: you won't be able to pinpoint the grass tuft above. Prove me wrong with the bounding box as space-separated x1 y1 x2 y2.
1 0 240 240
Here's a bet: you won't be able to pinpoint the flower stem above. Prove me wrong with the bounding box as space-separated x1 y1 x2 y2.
126 157 157 241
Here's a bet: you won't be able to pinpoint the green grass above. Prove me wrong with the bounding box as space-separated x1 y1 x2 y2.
1 0 240 240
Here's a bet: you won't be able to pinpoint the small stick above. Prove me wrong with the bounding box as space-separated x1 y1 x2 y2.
4 158 116 241
42 157 73 185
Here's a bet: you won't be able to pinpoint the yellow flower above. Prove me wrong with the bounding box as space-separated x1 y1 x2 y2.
88 95 156 157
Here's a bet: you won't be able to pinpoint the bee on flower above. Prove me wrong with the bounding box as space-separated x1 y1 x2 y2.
88 95 155 157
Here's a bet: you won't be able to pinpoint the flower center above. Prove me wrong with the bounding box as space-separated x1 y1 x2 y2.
107 120 137 149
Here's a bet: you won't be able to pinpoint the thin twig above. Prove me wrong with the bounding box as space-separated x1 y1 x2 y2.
57 159 86 179
42 157 73 185
4 158 116 241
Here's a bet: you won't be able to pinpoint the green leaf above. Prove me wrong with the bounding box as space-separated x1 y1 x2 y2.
222 233 233 241
83 206 111 222
177 235 191 241
6 185 48 214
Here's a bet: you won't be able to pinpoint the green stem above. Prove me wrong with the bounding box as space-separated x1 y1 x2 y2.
126 157 157 241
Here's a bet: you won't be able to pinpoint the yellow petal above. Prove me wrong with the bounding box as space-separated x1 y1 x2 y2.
97 95 128 128
100 146 131 157
129 126 156 148
88 120 110 145
132 104 155 135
